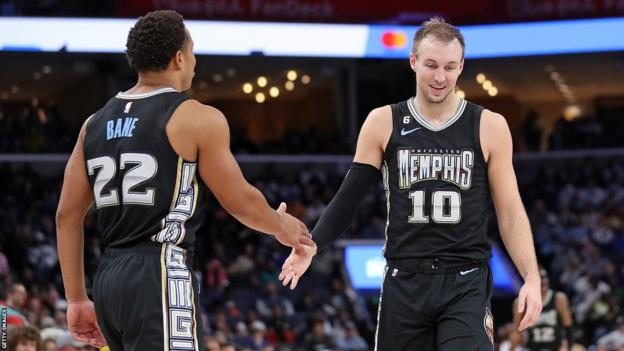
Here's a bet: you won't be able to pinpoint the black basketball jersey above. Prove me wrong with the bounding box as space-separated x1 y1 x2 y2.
526 290 563 350
381 97 491 261
83 87 207 254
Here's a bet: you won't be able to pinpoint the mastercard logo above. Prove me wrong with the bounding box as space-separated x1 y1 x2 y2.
381 31 407 49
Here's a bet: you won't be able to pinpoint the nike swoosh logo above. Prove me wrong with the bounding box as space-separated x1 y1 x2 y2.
459 268 479 276
400 127 421 136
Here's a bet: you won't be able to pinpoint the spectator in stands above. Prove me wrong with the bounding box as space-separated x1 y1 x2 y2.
55 330 87 351
1 283 29 326
255 282 294 319
7 325 42 351
522 109 543 151
42 337 57 351
334 321 368 351
304 319 335 351
597 316 624 350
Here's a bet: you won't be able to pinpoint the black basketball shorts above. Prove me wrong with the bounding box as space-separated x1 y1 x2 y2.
92 242 205 351
374 262 495 351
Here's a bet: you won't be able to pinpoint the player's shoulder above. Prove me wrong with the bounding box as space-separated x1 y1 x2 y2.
174 99 228 130
368 105 392 117
365 105 392 125
480 109 508 130
479 108 511 149
177 99 225 119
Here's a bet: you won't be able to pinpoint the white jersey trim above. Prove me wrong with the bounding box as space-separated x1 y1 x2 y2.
407 97 466 132
116 87 177 99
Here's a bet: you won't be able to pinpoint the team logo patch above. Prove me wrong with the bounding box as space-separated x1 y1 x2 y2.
484 307 494 344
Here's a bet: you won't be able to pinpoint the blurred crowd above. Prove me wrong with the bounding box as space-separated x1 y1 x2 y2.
521 109 623 152
2 151 624 350
0 100 74 153
495 158 624 351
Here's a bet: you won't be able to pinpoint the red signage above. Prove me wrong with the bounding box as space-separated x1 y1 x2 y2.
115 0 624 25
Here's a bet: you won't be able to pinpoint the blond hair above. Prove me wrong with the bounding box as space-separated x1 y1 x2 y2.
413 17 465 58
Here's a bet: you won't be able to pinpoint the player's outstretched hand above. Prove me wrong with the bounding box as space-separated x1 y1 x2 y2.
67 299 107 348
517 277 542 331
275 202 314 252
279 242 317 290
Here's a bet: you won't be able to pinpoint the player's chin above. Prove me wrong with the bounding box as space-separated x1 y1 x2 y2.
427 93 448 104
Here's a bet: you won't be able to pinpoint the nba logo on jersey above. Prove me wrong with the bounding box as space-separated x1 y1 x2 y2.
124 102 133 114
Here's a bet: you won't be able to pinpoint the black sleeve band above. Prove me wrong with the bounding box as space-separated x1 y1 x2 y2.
565 327 574 348
311 162 379 251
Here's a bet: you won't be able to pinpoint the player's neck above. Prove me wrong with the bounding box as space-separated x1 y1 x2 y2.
126 73 182 94
413 92 461 126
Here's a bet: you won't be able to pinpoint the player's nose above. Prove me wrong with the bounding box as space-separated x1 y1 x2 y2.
433 69 445 83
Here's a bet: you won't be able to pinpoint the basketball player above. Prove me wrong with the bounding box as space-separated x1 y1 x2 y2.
55 10 313 350
279 17 542 350
512 268 573 351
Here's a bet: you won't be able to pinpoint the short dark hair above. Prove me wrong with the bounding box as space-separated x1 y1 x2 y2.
413 17 465 59
125 10 188 72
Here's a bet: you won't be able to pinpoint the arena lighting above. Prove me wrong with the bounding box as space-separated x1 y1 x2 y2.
482 80 493 90
269 87 279 97
488 87 498 96
255 92 265 103
1 17 623 58
475 73 486 84
257 76 267 88
242 83 253 94
286 70 297 81
563 105 582 120
456 90 466 99
301 74 311 84
284 81 295 91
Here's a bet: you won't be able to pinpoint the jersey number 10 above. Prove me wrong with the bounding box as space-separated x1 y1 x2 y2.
87 153 157 208
408 190 461 223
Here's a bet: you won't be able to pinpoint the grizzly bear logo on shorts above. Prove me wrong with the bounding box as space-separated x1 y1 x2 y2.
484 307 494 344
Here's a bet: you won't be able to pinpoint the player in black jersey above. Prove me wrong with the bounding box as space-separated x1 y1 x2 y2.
56 10 313 350
280 17 543 350
512 268 573 351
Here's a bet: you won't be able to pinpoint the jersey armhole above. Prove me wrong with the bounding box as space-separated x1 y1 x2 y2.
473 105 487 165
383 104 399 160
160 95 194 162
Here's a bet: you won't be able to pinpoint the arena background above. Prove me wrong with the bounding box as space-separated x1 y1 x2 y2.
1 1 624 350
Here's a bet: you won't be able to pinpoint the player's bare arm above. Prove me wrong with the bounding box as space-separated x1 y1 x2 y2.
481 109 542 330
352 105 392 168
56 117 107 347
56 118 92 304
169 99 312 250
280 105 392 289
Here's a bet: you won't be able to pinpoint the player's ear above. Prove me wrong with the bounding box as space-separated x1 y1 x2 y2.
174 50 184 70
409 52 417 72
